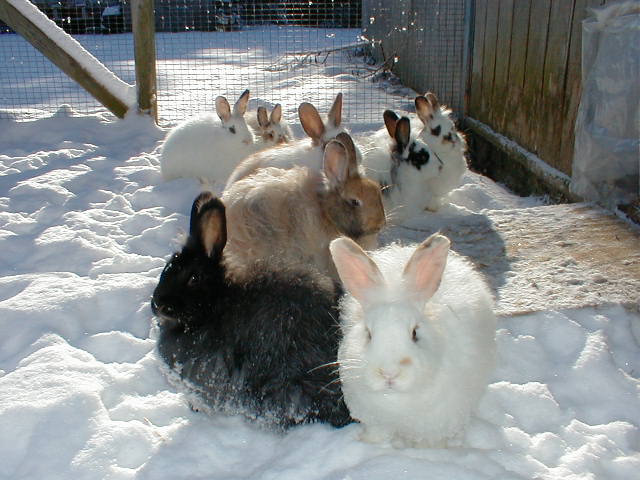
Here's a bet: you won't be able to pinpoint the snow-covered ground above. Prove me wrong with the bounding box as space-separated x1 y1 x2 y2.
1 25 639 480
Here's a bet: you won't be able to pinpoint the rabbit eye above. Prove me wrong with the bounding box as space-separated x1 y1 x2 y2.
228 126 236 134
348 198 362 208
187 273 200 286
412 327 418 342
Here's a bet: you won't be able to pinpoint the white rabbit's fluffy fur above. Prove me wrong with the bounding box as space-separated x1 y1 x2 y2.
160 91 292 184
225 93 360 187
412 92 468 210
330 234 496 448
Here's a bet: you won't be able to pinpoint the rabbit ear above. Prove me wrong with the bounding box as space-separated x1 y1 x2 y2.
425 91 440 109
330 237 385 305
189 192 215 237
402 233 450 303
335 132 358 177
189 192 227 259
323 140 349 187
383 110 399 138
270 104 282 124
215 96 231 122
327 93 343 129
257 106 270 128
299 102 326 143
233 89 250 116
415 94 437 124
395 117 411 152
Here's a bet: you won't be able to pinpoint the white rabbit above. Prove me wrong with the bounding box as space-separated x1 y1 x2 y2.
247 104 294 145
160 91 291 185
329 233 496 448
222 136 385 284
360 110 442 223
413 92 468 210
225 93 361 187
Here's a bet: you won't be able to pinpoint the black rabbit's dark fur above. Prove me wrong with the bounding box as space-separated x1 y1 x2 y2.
151 192 351 429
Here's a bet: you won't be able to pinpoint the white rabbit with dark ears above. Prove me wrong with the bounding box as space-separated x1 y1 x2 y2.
225 93 362 187
160 90 292 185
361 110 442 223
413 92 468 210
329 233 497 448
247 104 294 145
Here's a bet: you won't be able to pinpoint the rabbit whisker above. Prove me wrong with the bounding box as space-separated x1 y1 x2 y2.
307 361 340 374
318 377 344 393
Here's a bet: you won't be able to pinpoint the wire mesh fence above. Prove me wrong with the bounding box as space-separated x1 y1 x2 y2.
362 0 469 115
0 0 468 127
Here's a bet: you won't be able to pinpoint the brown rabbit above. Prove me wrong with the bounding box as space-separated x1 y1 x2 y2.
222 135 385 283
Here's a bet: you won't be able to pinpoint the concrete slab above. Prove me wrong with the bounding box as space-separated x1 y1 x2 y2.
382 203 640 316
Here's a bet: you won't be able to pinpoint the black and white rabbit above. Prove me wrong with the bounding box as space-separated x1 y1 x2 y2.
413 92 468 209
330 234 497 448
360 110 442 222
151 192 351 429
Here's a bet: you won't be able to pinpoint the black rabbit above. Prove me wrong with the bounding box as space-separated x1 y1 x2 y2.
151 192 351 429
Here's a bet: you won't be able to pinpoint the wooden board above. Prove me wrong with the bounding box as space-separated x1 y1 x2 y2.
504 1 532 142
537 0 576 175
479 0 500 124
521 0 552 155
468 0 488 117
491 0 515 130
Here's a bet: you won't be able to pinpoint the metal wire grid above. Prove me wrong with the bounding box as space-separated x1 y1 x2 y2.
0 1 467 126
404 0 467 115
0 31 134 119
361 0 468 115
152 0 402 127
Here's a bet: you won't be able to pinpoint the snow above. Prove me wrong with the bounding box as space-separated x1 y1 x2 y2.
1 25 639 480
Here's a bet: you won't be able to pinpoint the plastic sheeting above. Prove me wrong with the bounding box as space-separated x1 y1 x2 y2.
571 1 640 207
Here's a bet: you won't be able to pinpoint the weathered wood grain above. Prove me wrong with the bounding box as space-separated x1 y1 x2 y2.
537 0 576 175
468 0 488 117
504 0 531 141
521 0 552 155
132 0 158 122
479 0 500 123
492 0 515 130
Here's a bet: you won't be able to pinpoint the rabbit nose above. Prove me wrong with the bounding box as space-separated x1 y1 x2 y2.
378 368 400 382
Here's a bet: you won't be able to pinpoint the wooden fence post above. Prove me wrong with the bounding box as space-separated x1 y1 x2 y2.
131 0 158 123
